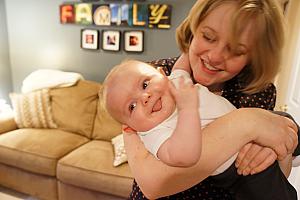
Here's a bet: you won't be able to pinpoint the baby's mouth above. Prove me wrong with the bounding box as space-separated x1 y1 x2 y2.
152 98 162 112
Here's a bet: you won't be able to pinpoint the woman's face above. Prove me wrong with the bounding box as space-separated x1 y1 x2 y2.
189 3 254 91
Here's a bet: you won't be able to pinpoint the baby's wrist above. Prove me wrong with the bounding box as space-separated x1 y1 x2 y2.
178 106 198 114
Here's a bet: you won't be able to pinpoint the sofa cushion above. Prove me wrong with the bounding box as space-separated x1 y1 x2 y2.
0 113 17 134
0 163 58 200
10 89 57 129
58 182 128 199
0 129 89 176
50 80 101 138
92 95 121 141
57 140 133 196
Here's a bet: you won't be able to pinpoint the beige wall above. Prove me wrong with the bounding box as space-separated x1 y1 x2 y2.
0 0 12 102
275 0 300 110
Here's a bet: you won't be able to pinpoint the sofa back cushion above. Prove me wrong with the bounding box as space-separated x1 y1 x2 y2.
92 93 121 141
50 80 100 138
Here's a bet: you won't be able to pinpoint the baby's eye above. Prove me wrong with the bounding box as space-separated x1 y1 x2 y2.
143 80 149 89
129 102 137 112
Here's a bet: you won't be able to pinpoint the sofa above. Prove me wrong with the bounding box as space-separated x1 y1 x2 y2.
0 79 134 200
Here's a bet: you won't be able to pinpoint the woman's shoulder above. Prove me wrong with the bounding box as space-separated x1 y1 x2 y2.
223 78 276 110
147 57 179 76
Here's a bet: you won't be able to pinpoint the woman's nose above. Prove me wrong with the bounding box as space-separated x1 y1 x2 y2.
141 92 151 105
208 45 229 65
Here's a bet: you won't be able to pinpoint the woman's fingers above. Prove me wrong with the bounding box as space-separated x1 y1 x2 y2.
288 119 299 152
287 126 297 154
249 150 277 175
279 118 298 158
275 143 288 161
260 113 297 160
235 143 252 168
236 144 276 175
243 147 276 175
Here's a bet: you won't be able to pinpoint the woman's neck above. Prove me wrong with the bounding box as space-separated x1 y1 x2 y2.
208 83 224 95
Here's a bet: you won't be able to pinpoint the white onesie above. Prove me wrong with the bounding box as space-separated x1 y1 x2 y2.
138 69 237 175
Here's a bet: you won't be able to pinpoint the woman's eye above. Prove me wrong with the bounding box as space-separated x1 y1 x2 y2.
231 47 246 56
129 102 136 112
143 80 149 89
234 50 246 56
202 33 215 42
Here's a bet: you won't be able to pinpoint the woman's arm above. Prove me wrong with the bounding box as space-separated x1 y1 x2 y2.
124 108 298 199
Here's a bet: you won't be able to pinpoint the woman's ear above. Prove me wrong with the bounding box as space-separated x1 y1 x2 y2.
122 124 137 134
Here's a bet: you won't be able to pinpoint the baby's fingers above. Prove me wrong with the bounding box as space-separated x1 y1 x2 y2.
168 81 178 97
168 76 189 95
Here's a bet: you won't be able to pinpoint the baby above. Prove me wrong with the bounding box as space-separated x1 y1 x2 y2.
102 59 298 200
103 59 236 170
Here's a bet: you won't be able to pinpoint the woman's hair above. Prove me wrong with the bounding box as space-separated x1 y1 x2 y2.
176 0 285 94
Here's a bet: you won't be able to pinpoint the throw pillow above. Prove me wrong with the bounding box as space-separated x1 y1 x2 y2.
10 89 58 129
111 134 128 167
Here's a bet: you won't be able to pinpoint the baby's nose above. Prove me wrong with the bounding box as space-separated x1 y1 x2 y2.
142 92 151 105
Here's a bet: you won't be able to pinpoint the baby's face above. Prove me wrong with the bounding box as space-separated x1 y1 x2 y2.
106 61 176 132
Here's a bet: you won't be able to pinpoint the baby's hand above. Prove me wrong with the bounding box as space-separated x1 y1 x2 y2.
168 77 198 111
173 53 191 74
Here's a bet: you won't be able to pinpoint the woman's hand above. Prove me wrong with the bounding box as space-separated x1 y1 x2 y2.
235 143 277 175
235 111 299 176
248 109 298 159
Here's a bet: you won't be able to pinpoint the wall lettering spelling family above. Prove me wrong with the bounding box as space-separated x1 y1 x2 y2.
60 1 172 53
60 3 172 29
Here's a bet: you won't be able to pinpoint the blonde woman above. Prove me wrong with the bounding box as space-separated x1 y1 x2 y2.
124 0 299 199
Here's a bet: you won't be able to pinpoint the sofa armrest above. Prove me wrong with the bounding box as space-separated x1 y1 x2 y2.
0 112 17 134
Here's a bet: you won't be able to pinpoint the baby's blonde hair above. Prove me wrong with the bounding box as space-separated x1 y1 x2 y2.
176 0 285 93
99 60 130 122
100 59 149 122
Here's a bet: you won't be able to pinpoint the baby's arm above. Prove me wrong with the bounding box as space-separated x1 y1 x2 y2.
157 77 201 167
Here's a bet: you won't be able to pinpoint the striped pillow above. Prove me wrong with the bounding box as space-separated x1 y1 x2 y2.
10 89 57 128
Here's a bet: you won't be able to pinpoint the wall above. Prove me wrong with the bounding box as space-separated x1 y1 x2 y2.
5 0 196 92
0 0 12 102
275 0 300 110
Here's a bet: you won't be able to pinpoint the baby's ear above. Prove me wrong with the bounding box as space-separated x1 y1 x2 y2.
122 125 137 134
157 67 167 76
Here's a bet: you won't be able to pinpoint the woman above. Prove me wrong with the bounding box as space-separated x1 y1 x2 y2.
126 0 298 199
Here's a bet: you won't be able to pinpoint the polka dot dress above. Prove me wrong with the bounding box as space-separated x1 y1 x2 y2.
128 57 277 200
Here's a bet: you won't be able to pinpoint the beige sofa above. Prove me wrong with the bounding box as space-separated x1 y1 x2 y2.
0 80 133 200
